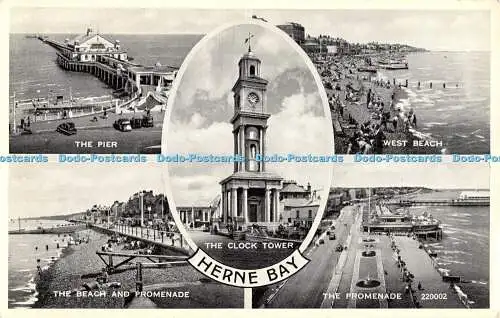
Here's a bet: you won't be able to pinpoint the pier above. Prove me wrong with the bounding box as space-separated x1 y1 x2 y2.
389 199 490 207
37 29 177 98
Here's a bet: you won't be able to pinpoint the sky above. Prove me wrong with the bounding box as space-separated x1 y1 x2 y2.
165 23 333 206
8 163 167 218
10 8 490 51
332 163 490 189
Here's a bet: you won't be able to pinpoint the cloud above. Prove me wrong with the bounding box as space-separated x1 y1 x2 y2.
9 164 166 218
266 92 332 188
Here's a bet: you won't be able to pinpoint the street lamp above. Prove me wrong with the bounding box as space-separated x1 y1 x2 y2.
147 206 152 224
139 192 144 227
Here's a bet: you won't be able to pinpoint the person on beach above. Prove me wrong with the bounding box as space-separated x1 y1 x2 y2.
346 131 361 154
339 103 345 118
392 115 399 132
408 109 417 128
372 125 386 154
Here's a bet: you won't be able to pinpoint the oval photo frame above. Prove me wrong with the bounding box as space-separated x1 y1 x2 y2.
161 19 334 288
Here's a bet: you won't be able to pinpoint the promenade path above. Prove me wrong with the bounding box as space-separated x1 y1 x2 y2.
394 236 464 308
264 205 358 308
95 224 192 255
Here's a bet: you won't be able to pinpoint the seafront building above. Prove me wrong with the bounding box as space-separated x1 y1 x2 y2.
84 190 172 227
363 203 443 240
276 22 305 45
177 179 320 231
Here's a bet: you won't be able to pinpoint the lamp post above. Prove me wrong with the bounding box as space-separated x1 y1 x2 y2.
139 192 144 227
147 206 151 225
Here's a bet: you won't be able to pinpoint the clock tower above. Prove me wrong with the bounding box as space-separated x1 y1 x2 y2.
218 44 283 234
230 48 270 173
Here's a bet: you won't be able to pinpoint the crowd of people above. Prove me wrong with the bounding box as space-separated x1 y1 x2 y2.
315 53 420 154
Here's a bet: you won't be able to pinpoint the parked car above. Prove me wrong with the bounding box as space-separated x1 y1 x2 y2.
130 117 143 129
318 239 325 245
329 232 336 240
113 119 132 132
142 114 154 127
56 122 77 135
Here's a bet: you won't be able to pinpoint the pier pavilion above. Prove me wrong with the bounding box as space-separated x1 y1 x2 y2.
44 28 177 97
362 205 443 240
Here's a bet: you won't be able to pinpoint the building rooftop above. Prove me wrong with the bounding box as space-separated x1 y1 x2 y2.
220 171 283 184
277 22 304 28
129 65 178 74
282 197 320 208
282 182 309 193
459 191 490 198
69 32 115 46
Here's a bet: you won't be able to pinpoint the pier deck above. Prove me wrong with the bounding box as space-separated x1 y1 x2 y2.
388 199 489 207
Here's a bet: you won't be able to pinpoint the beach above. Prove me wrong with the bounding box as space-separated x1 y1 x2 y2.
317 51 489 154
11 228 242 308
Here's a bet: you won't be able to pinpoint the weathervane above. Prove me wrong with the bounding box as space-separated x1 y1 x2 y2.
244 32 254 52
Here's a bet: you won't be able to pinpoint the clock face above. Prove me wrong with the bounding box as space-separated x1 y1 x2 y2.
247 92 260 106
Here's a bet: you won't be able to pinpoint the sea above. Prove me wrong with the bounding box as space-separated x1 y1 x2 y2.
378 51 490 154
405 190 489 308
8 219 78 308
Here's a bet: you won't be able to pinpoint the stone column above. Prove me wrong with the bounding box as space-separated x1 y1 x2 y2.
234 131 238 172
242 187 248 223
190 207 194 228
221 189 227 223
259 130 263 172
261 128 267 172
231 188 238 218
273 189 280 223
239 125 244 171
265 188 271 222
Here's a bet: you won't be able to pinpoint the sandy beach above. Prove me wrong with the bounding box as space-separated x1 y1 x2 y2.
33 229 243 308
317 54 438 154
